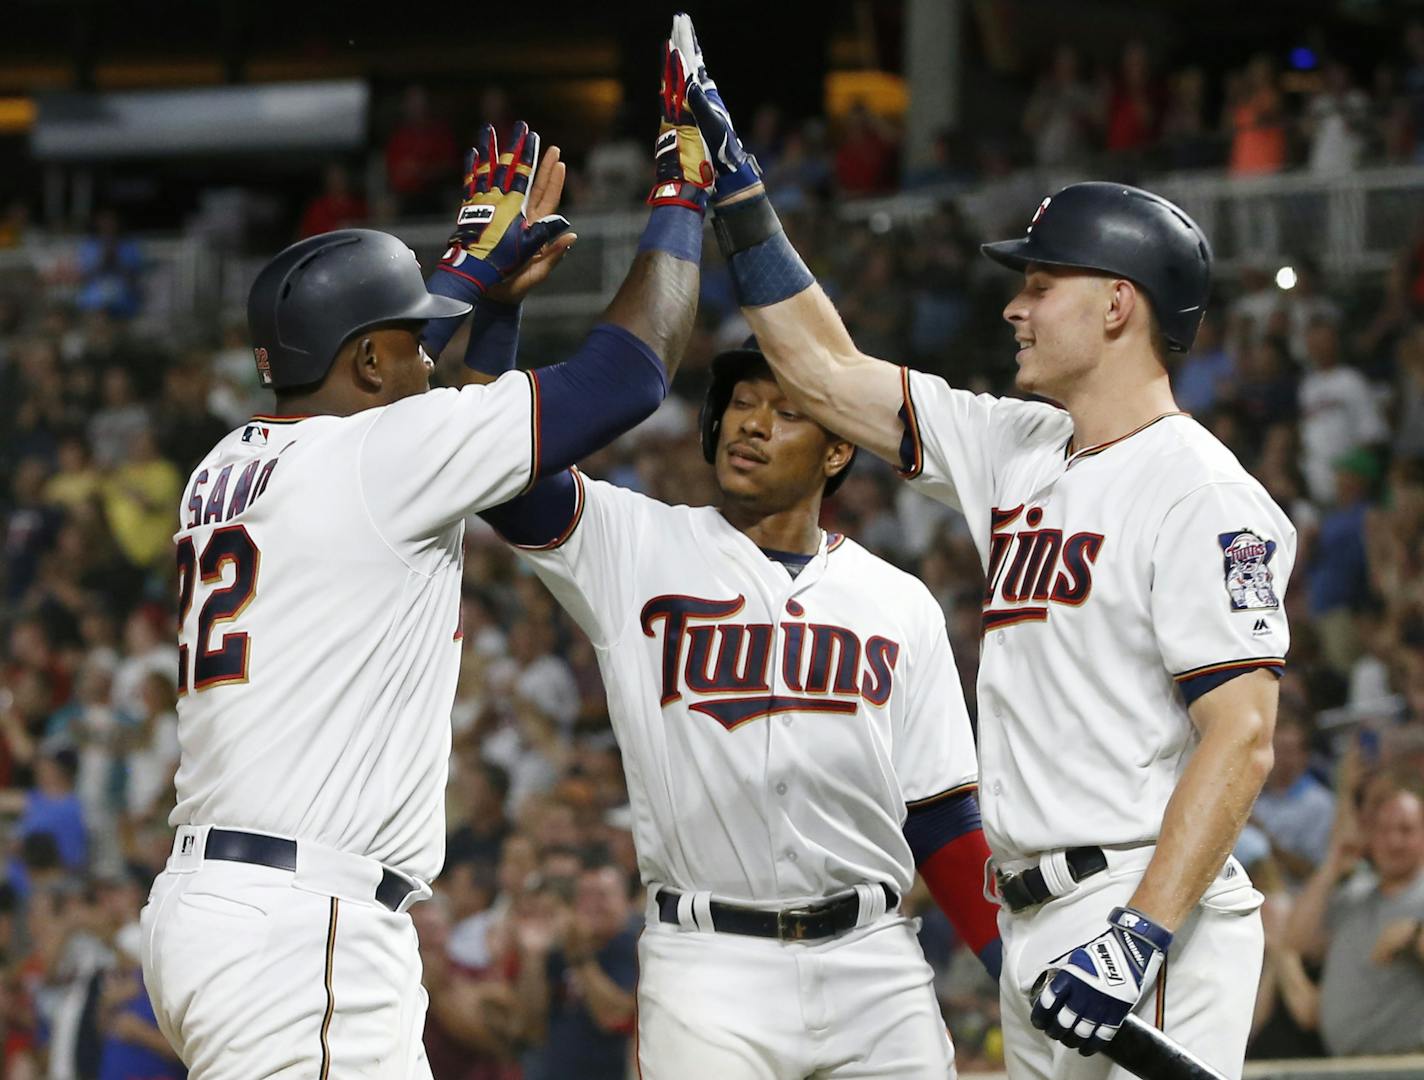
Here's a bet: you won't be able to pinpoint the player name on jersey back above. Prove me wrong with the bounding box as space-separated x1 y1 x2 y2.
169 377 536 882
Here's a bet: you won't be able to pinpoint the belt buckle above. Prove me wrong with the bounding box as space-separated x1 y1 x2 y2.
776 905 816 942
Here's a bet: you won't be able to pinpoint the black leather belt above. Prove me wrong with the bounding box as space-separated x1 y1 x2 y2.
204 828 419 913
655 884 898 943
997 846 1108 913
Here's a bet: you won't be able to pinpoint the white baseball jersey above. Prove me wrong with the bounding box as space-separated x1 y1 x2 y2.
515 473 977 904
169 373 536 882
898 370 1296 863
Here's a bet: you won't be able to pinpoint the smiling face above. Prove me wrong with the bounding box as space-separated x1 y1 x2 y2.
1001 264 1134 401
714 369 852 512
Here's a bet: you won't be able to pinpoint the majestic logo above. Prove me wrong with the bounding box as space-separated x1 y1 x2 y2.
253 346 272 387
457 204 497 227
640 594 900 731
981 505 1104 633
1218 529 1278 611
1027 196 1052 233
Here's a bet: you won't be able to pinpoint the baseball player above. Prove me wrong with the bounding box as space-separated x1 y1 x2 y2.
458 30 1002 1080
141 106 712 1079
670 18 1295 1079
476 333 1003 1078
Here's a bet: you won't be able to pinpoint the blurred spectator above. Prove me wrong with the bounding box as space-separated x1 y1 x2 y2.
582 108 645 209
1160 66 1217 169
415 896 518 1080
1280 260 1341 364
1304 61 1372 175
1288 785 1424 1055
96 921 184 1080
1171 311 1234 415
1298 319 1387 502
101 429 184 572
2 747 87 896
1369 62 1413 164
834 103 899 196
153 359 233 478
515 861 637 1080
1022 45 1102 167
1393 322 1424 461
75 212 144 321
1251 715 1337 885
1105 41 1162 161
87 369 150 471
1405 21 1424 163
384 86 460 215
1305 450 1377 671
297 163 369 240
1229 55 1288 175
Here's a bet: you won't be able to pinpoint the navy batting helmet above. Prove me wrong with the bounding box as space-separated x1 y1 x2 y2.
247 229 471 390
699 339 856 497
981 182 1212 353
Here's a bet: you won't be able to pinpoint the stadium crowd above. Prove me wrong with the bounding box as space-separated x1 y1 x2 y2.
1 28 1424 1080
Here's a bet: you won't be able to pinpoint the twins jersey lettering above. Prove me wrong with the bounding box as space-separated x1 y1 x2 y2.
169 373 536 882
517 473 977 903
898 369 1296 863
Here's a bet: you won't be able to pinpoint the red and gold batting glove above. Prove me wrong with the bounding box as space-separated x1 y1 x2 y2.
437 120 571 296
648 40 713 211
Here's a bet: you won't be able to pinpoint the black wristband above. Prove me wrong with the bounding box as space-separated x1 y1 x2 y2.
712 195 784 257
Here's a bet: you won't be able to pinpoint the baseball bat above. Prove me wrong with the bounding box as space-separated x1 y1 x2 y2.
1029 975 1229 1080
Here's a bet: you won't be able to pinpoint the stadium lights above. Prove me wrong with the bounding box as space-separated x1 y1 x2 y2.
1275 265 1298 290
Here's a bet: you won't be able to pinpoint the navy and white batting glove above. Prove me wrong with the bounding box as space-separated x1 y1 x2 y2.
670 12 762 202
437 121 571 298
1031 906 1173 1056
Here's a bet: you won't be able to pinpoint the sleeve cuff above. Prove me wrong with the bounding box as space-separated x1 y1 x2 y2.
1174 658 1285 706
896 366 925 479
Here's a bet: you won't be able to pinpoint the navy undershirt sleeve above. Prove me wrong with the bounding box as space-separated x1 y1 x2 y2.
532 322 668 477
902 791 983 865
479 469 579 548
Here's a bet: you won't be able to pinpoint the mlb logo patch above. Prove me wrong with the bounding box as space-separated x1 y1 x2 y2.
1219 529 1279 611
457 204 497 227
242 424 270 446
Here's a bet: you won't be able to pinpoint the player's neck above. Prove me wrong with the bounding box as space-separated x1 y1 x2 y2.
720 499 823 555
1063 370 1179 456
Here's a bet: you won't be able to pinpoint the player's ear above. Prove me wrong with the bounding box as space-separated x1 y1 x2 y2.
825 437 853 477
1103 279 1136 338
354 336 382 391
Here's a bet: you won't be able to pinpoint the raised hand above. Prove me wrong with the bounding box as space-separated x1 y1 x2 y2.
437 121 573 296
648 32 713 210
671 12 762 201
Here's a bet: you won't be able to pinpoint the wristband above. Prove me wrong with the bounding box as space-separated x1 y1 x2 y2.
712 194 783 256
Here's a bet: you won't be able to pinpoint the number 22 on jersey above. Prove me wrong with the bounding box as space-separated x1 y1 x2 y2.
176 525 261 693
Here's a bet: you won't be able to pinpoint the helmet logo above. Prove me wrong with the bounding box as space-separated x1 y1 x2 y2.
1028 196 1052 234
254 346 273 387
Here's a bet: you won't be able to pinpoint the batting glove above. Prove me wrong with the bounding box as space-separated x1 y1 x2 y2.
669 12 762 202
648 34 713 210
437 121 572 296
1031 906 1173 1056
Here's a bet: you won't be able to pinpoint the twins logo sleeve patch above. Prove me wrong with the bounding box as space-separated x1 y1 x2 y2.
1218 529 1279 611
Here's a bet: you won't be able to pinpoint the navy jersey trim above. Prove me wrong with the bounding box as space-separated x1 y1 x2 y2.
1175 658 1285 706
515 468 586 552
905 780 978 810
895 366 925 479
1065 411 1188 466
523 369 541 495
249 413 314 424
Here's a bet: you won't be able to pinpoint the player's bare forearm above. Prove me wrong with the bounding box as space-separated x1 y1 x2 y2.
1127 669 1277 931
743 286 905 462
603 249 699 381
